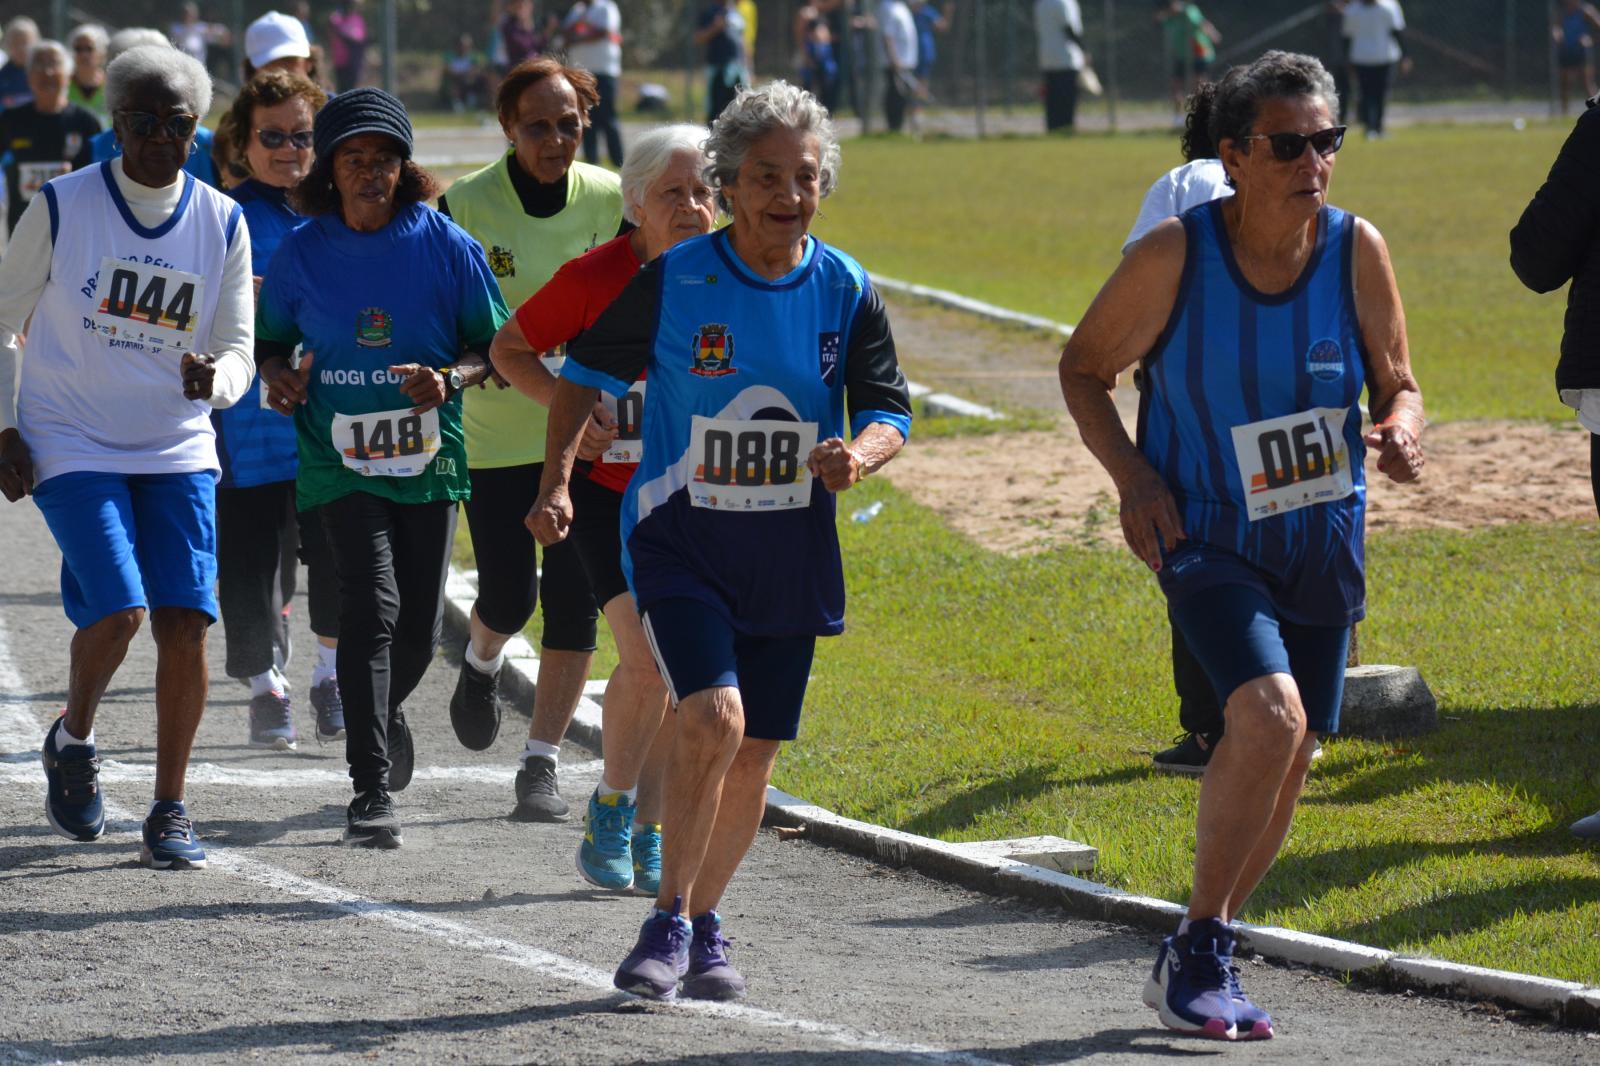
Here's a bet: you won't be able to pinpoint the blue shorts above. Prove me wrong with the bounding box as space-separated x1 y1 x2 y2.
1168 583 1349 734
640 598 816 742
32 471 219 630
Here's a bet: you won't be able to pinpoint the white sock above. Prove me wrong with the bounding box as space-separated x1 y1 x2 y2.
521 739 560 766
598 779 637 804
312 643 338 686
465 643 505 676
249 669 285 697
56 721 93 749
1177 917 1192 936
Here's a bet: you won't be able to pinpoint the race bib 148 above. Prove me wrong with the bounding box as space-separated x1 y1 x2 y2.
688 415 818 512
1230 406 1355 521
329 406 441 478
600 379 646 464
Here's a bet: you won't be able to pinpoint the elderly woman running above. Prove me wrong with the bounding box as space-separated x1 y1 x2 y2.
0 44 255 870
1061 51 1424 1039
530 82 912 1001
492 124 717 896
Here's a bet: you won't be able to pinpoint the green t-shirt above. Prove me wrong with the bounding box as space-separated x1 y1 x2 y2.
444 154 623 469
1163 5 1215 64
256 203 510 510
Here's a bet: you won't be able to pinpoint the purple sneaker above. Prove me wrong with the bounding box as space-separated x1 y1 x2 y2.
309 677 346 742
248 690 297 751
683 910 747 1001
1141 918 1237 1040
1227 962 1274 1040
614 896 691 1000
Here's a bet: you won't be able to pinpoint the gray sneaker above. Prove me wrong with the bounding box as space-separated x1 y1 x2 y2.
510 755 569 822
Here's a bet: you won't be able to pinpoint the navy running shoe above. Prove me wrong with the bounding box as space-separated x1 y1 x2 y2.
632 822 663 897
1142 919 1237 1040
683 910 747 1001
248 690 297 750
41 716 104 842
577 790 635 890
614 896 691 1000
1228 962 1274 1040
140 800 207 869
388 709 414 792
309 678 346 742
344 789 403 848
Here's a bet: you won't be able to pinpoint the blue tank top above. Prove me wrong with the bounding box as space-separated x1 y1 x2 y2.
1138 201 1367 627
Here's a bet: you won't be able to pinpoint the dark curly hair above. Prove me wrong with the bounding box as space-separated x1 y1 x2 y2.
1208 51 1339 187
496 54 598 130
1180 80 1219 162
290 152 442 218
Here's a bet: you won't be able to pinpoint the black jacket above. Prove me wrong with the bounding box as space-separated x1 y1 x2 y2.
1510 96 1600 394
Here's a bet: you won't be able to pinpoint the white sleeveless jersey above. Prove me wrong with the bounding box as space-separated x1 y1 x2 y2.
18 162 242 484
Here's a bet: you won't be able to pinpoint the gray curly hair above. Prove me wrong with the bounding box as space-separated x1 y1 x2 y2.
106 43 213 119
703 80 840 215
1209 50 1339 185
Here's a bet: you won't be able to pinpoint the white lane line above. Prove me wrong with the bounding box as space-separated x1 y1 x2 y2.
0 615 1004 1065
0 759 603 788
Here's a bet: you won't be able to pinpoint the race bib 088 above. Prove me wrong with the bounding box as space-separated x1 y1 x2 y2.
329 406 441 478
600 379 646 464
93 256 206 353
688 415 818 511
1230 406 1354 521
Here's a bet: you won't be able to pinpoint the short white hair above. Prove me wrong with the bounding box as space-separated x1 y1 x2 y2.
107 28 172 65
703 80 840 214
4 17 39 46
106 44 213 118
620 124 710 225
69 24 110 55
27 40 69 72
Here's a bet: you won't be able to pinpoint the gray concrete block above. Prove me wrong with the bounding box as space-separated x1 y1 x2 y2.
954 836 1097 873
1340 664 1438 739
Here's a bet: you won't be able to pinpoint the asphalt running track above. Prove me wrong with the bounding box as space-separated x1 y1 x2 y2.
1 499 1595 1065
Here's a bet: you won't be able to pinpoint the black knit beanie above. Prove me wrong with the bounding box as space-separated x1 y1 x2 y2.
313 87 414 162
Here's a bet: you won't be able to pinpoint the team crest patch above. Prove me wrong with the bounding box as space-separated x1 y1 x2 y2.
356 307 394 348
486 245 516 278
690 324 736 377
818 331 840 386
1306 338 1344 382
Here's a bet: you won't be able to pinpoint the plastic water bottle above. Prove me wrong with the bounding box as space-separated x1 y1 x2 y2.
851 501 886 524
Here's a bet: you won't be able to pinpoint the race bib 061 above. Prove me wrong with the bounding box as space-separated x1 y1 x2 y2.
1230 406 1354 521
600 379 646 464
688 415 818 511
329 406 441 478
92 256 206 353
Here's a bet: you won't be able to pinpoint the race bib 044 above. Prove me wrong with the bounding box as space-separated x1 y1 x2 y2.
600 379 646 464
1230 406 1354 521
92 256 206 353
688 415 818 512
329 406 441 478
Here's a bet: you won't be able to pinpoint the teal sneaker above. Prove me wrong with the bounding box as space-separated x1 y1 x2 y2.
577 790 634 890
632 822 662 896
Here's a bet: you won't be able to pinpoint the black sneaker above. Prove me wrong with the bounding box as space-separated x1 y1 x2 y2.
388 709 414 792
344 789 402 848
449 654 502 751
510 755 569 822
1152 732 1217 776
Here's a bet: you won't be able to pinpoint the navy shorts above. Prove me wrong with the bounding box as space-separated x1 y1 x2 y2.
640 597 816 742
32 470 219 629
1168 583 1349 734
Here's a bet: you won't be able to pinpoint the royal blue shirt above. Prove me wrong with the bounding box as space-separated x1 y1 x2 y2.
563 230 912 637
1139 202 1368 627
90 125 219 188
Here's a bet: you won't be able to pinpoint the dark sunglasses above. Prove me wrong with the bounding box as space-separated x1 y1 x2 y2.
1243 125 1346 162
118 111 200 140
256 128 315 150
72 44 96 53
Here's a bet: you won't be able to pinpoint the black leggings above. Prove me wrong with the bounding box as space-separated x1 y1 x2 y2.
1353 63 1393 134
321 493 456 793
1171 608 1224 736
462 463 598 651
584 73 625 167
216 480 338 679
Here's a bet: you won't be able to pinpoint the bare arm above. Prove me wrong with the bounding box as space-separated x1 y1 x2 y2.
526 376 601 545
1059 218 1188 570
488 314 561 407
1352 218 1425 483
808 422 905 491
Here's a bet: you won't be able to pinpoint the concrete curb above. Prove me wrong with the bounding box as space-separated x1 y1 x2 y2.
872 274 1076 341
439 567 1600 1030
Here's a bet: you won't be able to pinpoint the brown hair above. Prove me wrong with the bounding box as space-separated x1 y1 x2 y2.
290 153 442 218
224 68 328 161
495 55 598 130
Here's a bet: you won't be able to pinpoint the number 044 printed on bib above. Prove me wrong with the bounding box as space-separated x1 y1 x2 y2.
92 256 205 354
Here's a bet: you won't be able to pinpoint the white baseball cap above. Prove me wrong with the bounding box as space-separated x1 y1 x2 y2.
245 11 310 70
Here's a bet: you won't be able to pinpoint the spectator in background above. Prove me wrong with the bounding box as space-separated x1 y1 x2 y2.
1155 2 1220 117
1553 0 1600 114
800 15 840 114
66 25 109 124
695 1 747 125
1341 0 1408 139
292 1 315 45
912 2 952 89
876 0 917 134
564 1 625 167
329 0 369 92
1 18 41 112
171 3 231 77
738 0 760 77
0 41 99 238
1035 0 1085 133
501 0 542 71
444 33 488 112
89 29 221 189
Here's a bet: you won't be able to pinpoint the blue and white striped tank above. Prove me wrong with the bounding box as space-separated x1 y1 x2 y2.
1138 201 1368 627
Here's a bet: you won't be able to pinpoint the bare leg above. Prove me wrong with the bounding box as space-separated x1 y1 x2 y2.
63 608 145 739
637 706 676 825
1223 731 1321 922
527 648 594 747
597 592 670 795
656 686 743 911
468 604 514 662
686 737 781 916
1187 674 1306 921
150 607 211 802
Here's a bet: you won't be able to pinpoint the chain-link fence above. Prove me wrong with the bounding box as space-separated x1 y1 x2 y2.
4 1 1579 124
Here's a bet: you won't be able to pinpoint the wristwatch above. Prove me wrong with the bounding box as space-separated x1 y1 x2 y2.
442 366 466 398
